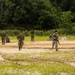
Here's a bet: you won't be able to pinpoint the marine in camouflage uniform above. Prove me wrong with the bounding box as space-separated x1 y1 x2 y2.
17 33 24 51
40 30 43 36
49 34 52 40
24 30 28 36
6 35 10 43
52 30 59 51
31 29 34 42
1 30 6 45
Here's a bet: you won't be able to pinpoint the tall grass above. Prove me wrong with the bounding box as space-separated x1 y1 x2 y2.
1 51 75 75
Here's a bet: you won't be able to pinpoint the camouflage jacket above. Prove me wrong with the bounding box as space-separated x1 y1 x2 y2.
1 32 6 38
52 34 59 41
17 35 24 41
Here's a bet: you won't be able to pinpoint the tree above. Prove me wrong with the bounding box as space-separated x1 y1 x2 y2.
59 11 74 34
0 0 75 31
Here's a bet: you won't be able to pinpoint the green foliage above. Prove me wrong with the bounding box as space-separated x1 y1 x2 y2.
1 30 55 36
59 11 75 34
0 0 57 30
0 30 21 36
1 29 75 38
0 0 75 34
72 22 75 34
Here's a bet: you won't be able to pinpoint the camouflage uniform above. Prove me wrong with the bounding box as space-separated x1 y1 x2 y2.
52 31 59 51
17 33 24 51
24 30 28 36
6 35 10 43
31 29 34 41
40 30 43 36
1 31 6 45
49 34 52 40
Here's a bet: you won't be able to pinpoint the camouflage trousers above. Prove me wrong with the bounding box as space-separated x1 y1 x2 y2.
52 40 58 51
31 36 34 41
2 38 6 45
18 41 24 51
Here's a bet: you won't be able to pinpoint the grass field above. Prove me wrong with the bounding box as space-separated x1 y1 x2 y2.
67 36 75 41
0 35 75 42
9 35 75 42
0 50 75 75
10 36 49 42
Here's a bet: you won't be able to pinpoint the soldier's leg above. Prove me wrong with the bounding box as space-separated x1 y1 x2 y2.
19 41 24 51
19 46 21 51
18 42 21 51
31 36 34 41
55 41 58 51
52 41 55 49
4 38 6 44
2 38 3 45
2 38 5 45
19 45 20 50
32 38 34 41
31 36 32 41
20 44 22 49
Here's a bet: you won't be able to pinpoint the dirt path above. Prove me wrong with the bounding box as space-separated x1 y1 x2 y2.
0 40 75 54
0 40 75 49
0 41 75 66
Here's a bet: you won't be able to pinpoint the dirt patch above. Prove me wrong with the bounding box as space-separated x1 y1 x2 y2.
0 41 75 49
69 62 75 67
0 55 4 61
0 41 75 62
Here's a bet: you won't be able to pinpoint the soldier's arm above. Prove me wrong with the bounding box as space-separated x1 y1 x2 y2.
17 35 19 39
57 34 60 44
23 36 25 40
57 40 60 44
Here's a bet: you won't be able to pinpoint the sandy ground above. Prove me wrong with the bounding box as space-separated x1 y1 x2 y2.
0 40 75 66
0 40 75 54
0 40 75 49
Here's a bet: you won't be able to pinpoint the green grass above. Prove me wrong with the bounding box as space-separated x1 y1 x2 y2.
0 35 75 42
2 51 75 62
1 50 75 75
9 36 49 42
0 61 75 75
67 37 75 40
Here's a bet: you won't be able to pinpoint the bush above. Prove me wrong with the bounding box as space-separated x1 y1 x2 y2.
1 29 74 37
34 30 54 36
72 26 75 34
58 28 75 35
1 30 21 36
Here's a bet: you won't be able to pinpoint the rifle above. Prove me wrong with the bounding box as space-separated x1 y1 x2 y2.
57 40 60 44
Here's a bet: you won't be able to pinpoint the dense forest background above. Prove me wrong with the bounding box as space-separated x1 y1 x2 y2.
0 0 75 34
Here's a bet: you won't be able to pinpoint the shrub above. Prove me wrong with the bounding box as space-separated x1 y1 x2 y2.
2 30 21 36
